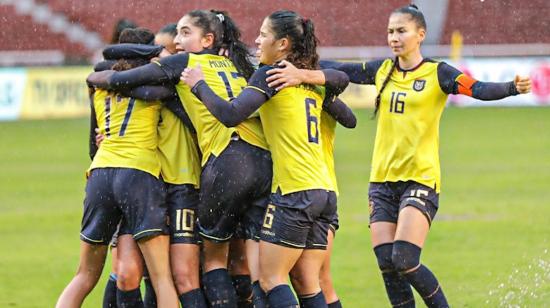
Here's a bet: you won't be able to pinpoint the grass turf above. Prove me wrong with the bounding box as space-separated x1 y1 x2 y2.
0 107 549 307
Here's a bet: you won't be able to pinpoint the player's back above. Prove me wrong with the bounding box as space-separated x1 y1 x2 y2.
90 89 162 177
259 84 331 194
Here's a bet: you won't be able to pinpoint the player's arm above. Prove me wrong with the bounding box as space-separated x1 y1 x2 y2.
264 60 349 94
102 43 163 60
319 59 384 85
88 90 99 160
120 85 174 101
438 62 532 99
182 65 276 127
323 96 357 129
94 60 116 72
86 53 189 90
163 94 196 133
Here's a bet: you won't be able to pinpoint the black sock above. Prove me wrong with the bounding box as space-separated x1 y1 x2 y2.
202 268 237 307
374 243 415 307
403 265 448 308
179 288 208 308
143 276 157 308
327 299 342 308
298 291 327 308
116 287 145 308
267 284 298 308
102 274 117 308
252 280 268 308
232 275 253 307
393 240 448 308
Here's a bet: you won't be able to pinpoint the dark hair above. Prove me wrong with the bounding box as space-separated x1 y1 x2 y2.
118 27 155 45
186 10 254 80
158 23 177 37
392 4 426 30
112 27 154 71
373 57 398 118
110 18 138 44
267 10 319 70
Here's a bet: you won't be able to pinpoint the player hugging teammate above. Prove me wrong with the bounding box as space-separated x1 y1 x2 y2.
56 4 531 308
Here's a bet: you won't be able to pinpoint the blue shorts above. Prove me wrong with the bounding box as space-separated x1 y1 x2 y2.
80 168 168 244
368 181 439 225
260 189 337 250
198 139 272 242
166 183 202 245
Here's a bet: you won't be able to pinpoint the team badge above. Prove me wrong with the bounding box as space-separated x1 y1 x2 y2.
413 79 426 92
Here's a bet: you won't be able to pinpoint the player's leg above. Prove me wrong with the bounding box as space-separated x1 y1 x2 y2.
57 168 118 308
369 182 415 308
393 182 448 308
102 236 119 308
319 229 340 307
116 234 145 308
115 169 178 308
167 183 206 307
56 242 109 308
228 238 253 308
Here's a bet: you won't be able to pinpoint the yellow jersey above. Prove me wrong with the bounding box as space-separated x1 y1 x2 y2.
258 84 332 194
321 110 338 195
157 106 201 187
90 89 162 177
371 59 447 192
171 53 268 165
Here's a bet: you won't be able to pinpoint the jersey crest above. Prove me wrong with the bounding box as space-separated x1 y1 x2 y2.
413 79 426 92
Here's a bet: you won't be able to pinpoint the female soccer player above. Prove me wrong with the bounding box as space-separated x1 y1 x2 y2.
56 28 179 308
86 10 272 307
266 4 532 308
180 10 352 308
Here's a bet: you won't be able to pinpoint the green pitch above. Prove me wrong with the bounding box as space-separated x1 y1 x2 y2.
1 107 549 307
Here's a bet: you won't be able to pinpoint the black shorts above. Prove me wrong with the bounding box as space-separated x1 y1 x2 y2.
198 139 272 242
80 168 168 244
368 181 439 225
166 183 201 245
260 189 337 250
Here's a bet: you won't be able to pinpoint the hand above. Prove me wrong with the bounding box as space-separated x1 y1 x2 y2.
266 60 302 90
180 64 204 88
95 128 105 147
514 75 531 94
218 46 229 57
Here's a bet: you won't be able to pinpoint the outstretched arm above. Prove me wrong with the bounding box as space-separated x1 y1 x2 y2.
438 62 531 100
181 65 274 127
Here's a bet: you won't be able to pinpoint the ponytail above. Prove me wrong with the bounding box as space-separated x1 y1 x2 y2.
187 10 254 80
373 57 398 118
268 10 320 69
211 10 255 80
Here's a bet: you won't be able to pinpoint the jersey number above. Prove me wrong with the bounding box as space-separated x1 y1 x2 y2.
389 91 406 114
104 96 136 137
217 71 241 100
175 209 195 232
262 204 276 229
305 98 319 144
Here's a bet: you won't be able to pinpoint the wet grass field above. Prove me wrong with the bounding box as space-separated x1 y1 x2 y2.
1 107 549 307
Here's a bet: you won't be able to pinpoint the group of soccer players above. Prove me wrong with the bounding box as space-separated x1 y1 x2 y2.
56 4 531 308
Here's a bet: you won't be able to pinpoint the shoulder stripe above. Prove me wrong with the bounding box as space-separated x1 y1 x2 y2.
246 85 266 94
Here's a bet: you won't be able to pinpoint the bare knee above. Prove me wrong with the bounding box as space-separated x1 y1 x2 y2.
172 264 199 294
116 261 143 290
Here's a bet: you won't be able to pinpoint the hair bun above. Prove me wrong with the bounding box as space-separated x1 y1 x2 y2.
409 3 419 10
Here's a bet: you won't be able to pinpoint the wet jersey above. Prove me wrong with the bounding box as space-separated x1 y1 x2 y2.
157 52 268 166
90 89 161 177
157 106 201 187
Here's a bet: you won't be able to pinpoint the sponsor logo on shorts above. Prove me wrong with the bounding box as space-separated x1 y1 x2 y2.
261 229 275 236
173 232 194 237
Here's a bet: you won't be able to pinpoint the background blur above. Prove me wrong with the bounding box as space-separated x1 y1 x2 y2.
1 0 549 307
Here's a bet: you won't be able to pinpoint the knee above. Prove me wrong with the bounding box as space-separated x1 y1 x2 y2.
373 243 395 272
116 262 143 290
289 271 305 294
391 240 421 273
172 265 199 293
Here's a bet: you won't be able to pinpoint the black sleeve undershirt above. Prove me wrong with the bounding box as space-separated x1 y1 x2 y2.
323 97 357 129
89 90 98 161
437 62 519 99
320 59 384 84
102 44 163 60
